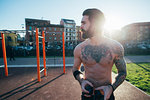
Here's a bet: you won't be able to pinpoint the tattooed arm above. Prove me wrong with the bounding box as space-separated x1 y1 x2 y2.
112 44 127 91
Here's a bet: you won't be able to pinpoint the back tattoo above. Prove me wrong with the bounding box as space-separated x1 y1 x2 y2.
81 44 113 63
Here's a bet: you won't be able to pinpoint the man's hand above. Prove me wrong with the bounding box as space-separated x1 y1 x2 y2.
95 85 113 100
81 79 93 97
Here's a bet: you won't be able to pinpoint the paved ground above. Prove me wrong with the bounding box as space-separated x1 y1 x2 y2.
124 56 150 63
0 67 150 100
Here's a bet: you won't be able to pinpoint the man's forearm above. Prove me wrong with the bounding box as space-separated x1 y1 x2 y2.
113 53 127 91
76 73 84 84
112 72 126 91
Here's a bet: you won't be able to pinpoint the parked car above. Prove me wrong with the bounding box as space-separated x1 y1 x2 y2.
137 44 147 49
14 46 25 50
25 46 33 51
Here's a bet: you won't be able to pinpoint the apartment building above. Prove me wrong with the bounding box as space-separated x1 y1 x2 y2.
122 22 150 45
60 19 77 48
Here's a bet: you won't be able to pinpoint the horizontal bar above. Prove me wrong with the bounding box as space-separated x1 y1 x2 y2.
38 36 44 38
40 68 45 73
0 65 4 67
5 64 73 67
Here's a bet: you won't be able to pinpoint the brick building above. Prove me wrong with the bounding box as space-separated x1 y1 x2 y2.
45 24 64 48
25 18 51 46
25 18 64 48
121 22 150 45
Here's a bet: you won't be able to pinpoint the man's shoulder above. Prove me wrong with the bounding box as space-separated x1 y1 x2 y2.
107 38 124 56
106 37 123 49
75 40 88 50
74 40 88 55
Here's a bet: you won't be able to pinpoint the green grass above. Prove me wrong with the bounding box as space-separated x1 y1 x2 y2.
112 63 150 95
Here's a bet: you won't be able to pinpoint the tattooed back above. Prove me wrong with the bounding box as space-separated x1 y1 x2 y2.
74 37 124 87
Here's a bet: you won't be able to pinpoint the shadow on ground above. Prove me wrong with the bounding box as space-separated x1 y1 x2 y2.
0 74 64 100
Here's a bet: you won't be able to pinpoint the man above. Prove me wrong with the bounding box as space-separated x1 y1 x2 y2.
9 46 15 61
72 8 127 100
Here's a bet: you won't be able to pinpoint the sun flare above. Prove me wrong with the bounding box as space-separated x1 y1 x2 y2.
104 14 125 32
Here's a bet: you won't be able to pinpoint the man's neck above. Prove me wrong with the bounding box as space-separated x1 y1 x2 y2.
89 34 104 45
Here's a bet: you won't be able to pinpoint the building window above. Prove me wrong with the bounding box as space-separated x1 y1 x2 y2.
60 28 62 31
60 37 62 40
49 27 52 31
54 28 57 31
139 26 143 31
49 37 52 39
54 37 56 40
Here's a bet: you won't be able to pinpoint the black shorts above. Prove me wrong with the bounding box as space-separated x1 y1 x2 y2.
81 90 115 100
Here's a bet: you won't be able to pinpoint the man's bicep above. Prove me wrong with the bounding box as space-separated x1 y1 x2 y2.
115 57 126 74
73 56 82 72
114 44 126 74
72 45 82 72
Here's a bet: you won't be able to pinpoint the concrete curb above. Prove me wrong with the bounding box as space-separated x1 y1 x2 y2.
125 80 150 96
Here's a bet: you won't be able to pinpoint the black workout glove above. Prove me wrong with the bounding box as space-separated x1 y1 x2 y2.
83 85 93 96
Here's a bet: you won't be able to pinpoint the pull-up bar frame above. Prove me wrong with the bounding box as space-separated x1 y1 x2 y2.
1 32 8 76
62 32 66 73
36 28 47 82
36 28 65 82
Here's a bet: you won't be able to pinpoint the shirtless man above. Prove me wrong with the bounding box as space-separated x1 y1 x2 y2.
72 8 127 100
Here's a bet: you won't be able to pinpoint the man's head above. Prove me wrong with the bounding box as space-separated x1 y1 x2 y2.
80 8 105 39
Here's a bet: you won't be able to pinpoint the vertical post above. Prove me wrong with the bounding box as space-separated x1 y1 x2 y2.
36 28 41 82
42 31 47 76
62 32 66 73
1 33 8 76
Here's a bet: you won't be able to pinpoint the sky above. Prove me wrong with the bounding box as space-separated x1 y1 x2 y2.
0 0 150 31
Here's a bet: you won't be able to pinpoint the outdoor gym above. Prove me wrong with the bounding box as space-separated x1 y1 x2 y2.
0 29 70 99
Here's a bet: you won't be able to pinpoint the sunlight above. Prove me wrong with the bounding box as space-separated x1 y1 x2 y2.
104 14 125 32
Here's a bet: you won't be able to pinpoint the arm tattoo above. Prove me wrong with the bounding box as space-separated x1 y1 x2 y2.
113 46 127 90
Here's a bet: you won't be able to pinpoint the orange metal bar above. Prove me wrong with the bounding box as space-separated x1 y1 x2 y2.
1 33 8 76
36 28 41 82
42 31 47 76
62 32 66 73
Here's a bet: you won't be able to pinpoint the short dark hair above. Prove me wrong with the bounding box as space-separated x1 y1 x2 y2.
82 8 105 27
